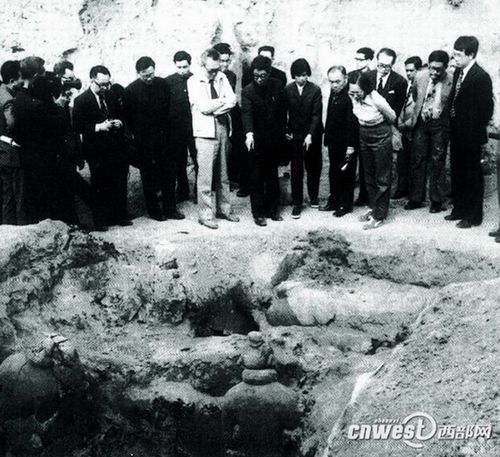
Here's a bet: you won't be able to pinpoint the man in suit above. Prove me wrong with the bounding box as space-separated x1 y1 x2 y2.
396 56 422 200
320 66 359 217
284 58 323 218
124 56 184 222
0 60 24 225
165 51 196 203
73 65 131 229
445 36 494 228
187 48 239 230
242 45 287 88
241 55 287 226
348 47 374 207
405 51 452 213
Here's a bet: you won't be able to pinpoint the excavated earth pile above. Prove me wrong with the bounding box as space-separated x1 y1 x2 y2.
0 220 499 456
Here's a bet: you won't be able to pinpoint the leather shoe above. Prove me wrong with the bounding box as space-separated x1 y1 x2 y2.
310 198 319 208
254 217 267 226
237 190 249 197
319 203 336 212
216 213 240 222
430 203 445 213
270 214 283 221
488 229 500 237
334 207 352 218
444 213 462 221
495 235 500 243
118 219 133 226
354 198 368 207
150 213 167 222
404 201 423 210
456 220 479 229
166 210 186 220
199 219 218 229
291 206 301 219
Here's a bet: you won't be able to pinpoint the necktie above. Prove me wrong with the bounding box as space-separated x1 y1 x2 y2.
98 93 109 119
450 70 463 118
209 80 218 99
377 76 384 94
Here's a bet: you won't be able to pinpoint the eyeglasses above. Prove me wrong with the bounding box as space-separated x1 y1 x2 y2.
94 81 111 88
377 63 392 70
355 57 367 62
253 73 269 80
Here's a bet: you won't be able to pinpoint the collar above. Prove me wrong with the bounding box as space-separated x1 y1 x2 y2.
460 59 476 79
376 71 391 86
197 70 223 84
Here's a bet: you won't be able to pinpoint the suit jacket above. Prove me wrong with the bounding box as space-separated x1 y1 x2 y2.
165 72 193 138
449 62 493 145
0 84 20 166
324 86 358 149
284 81 323 139
368 70 408 118
411 70 453 129
241 78 286 148
72 88 125 162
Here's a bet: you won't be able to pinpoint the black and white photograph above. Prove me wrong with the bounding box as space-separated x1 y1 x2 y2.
0 0 498 456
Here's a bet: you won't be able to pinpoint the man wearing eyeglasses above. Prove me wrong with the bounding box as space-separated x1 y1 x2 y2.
73 65 131 229
124 56 184 222
187 48 239 230
241 55 287 226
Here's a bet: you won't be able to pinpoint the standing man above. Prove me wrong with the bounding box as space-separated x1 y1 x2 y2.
348 47 374 207
242 45 287 88
0 60 24 225
124 56 184 222
241 55 287 226
395 56 422 200
284 58 323 218
406 51 452 213
73 65 131 229
320 66 359 217
213 42 247 195
446 36 493 228
187 48 239 229
165 51 196 203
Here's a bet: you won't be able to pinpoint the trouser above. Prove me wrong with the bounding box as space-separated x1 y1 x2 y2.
0 166 24 225
195 122 231 221
289 136 322 206
357 150 369 203
359 122 393 221
88 155 129 226
170 134 192 200
327 144 357 211
140 155 176 217
497 141 500 228
249 142 280 218
72 169 93 209
449 123 483 224
410 118 448 204
396 135 411 194
229 107 247 189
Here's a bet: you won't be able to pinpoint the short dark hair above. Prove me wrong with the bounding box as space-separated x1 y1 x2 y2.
377 48 397 64
356 47 374 60
201 48 220 65
89 65 110 79
356 72 375 95
136 56 155 73
1 60 21 84
454 36 479 57
213 43 232 56
53 60 74 77
258 45 275 57
290 58 311 78
20 56 45 80
173 50 192 64
251 55 272 73
327 65 347 76
428 50 449 66
405 56 422 69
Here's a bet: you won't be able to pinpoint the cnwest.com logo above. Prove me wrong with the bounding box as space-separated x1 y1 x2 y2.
347 412 492 449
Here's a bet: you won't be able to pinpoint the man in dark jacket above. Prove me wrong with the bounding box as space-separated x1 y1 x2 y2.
320 66 359 217
242 45 287 88
446 36 494 228
73 65 131 228
284 58 323 218
165 51 196 203
241 55 286 226
124 56 184 221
